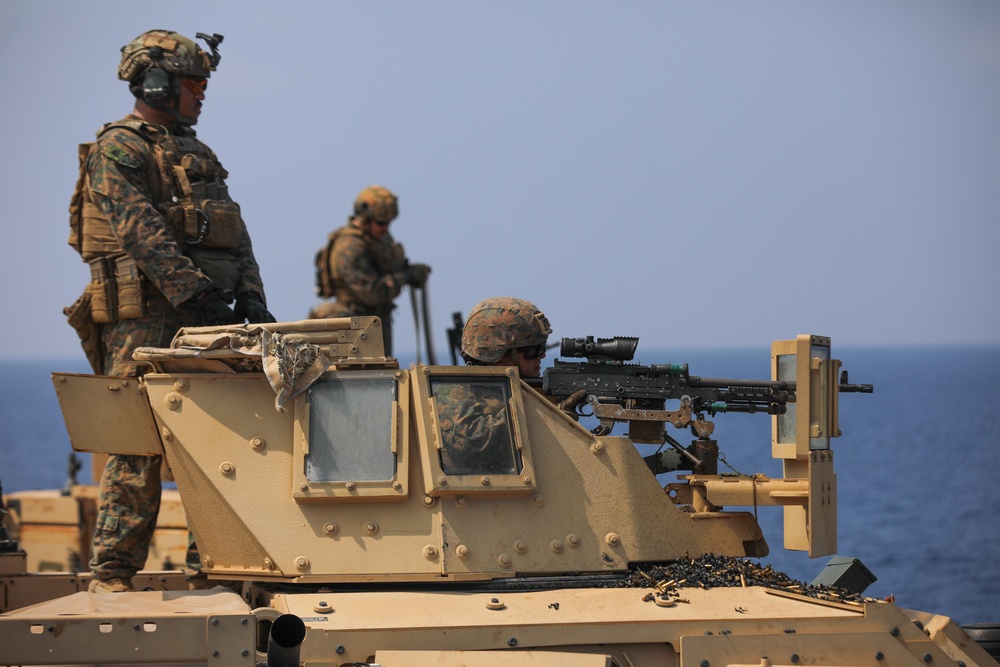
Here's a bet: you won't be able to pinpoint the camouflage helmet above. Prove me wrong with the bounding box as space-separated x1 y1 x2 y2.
461 297 552 364
354 186 399 224
118 30 219 85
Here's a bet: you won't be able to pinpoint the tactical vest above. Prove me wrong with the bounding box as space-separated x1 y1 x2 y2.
314 223 406 304
68 118 246 322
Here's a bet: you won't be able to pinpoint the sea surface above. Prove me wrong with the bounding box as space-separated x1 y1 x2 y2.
1 345 998 625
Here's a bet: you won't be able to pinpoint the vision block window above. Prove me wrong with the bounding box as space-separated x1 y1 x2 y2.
430 376 521 476
306 372 397 483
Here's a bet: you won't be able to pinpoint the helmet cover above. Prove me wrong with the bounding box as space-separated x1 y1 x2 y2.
118 30 215 84
461 297 552 363
354 185 399 224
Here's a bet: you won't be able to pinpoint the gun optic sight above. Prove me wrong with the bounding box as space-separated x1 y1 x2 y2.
561 336 638 362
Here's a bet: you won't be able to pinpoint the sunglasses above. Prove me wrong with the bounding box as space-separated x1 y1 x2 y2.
517 342 547 360
181 78 208 94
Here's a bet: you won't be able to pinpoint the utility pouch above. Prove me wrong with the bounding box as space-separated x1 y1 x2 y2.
114 255 144 320
64 289 105 374
87 257 117 323
171 200 244 249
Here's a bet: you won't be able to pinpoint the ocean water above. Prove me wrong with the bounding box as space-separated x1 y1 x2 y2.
1 345 998 625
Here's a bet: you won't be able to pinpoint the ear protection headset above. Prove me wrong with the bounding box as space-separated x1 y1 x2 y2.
139 47 173 104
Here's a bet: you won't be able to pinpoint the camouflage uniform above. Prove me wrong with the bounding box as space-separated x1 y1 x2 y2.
86 117 267 583
433 381 517 475
74 30 270 589
311 221 408 353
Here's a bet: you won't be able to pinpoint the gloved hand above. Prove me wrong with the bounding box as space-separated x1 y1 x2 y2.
234 291 276 323
181 289 241 327
406 263 431 288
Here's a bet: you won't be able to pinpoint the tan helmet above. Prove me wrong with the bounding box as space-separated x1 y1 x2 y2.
461 297 552 364
354 186 399 224
119 30 220 82
118 30 222 117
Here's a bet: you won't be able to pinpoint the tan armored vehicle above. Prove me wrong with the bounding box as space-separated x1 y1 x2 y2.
1 317 997 666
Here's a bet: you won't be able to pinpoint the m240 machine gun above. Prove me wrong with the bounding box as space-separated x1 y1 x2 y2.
534 335 872 477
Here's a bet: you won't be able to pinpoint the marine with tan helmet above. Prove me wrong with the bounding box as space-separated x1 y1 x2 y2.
65 29 274 593
310 185 431 355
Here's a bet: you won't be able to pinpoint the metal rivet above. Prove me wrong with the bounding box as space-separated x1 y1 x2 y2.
345 481 356 491
480 476 490 486
498 554 512 568
212 619 219 625
423 546 438 560
251 437 265 449
437 476 448 485
531 495 545 507
242 650 249 657
324 523 338 535
890 628 900 637
606 533 620 546
264 558 274 570
791 654 800 664
875 653 884 661
550 540 563 553
508 637 518 646
336 645 345 654
591 442 605 454
423 496 436 506
173 379 188 391
513 541 527 554
365 522 378 535
296 557 309 570
522 476 532 485
567 534 580 547
456 545 470 559
392 481 401 490
219 462 235 475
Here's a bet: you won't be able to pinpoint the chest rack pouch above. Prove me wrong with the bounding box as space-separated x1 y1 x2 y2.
170 199 244 248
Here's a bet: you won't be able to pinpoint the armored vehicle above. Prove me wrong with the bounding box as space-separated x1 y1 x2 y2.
1 317 997 666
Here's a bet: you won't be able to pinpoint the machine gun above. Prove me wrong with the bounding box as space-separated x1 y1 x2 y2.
533 335 872 474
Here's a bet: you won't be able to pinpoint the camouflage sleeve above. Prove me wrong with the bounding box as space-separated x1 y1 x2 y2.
332 234 403 306
87 127 212 307
232 219 267 302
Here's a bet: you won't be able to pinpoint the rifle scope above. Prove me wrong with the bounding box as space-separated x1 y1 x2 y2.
560 336 638 362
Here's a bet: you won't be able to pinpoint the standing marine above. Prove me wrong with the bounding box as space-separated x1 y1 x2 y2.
65 29 275 593
311 185 431 355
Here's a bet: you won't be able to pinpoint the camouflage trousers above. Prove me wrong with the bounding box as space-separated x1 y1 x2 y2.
90 294 198 582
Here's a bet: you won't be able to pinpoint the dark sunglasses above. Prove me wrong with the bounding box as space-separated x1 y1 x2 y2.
517 342 547 360
181 77 208 94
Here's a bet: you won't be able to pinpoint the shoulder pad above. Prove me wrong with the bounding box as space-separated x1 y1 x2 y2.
103 145 141 169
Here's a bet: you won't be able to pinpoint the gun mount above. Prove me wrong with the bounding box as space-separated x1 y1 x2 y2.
1 321 994 667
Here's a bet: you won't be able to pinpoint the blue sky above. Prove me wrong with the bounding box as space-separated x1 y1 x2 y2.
2 1 998 359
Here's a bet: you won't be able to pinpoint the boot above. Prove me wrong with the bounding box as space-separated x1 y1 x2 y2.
88 577 134 593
